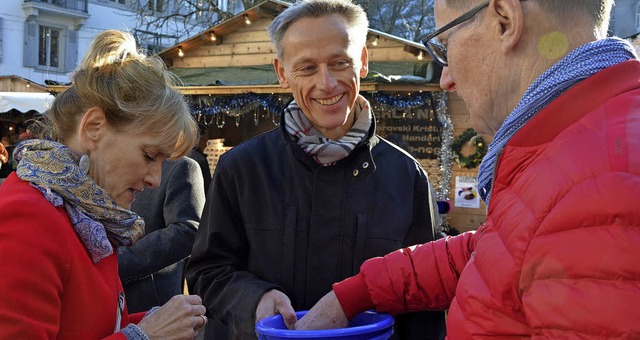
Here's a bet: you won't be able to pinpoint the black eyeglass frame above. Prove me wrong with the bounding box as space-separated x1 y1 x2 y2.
421 1 490 67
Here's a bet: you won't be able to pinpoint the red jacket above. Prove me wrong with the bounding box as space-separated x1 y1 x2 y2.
0 173 145 339
335 60 640 338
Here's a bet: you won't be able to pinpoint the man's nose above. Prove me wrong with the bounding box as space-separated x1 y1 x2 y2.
439 67 457 92
317 66 338 91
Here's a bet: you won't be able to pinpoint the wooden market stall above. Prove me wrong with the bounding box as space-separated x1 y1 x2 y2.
48 0 487 232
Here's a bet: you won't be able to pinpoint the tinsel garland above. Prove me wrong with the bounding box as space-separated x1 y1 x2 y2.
366 91 434 110
433 91 453 229
190 93 292 127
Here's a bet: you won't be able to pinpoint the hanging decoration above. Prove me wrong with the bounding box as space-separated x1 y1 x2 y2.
369 91 434 110
451 127 487 169
190 93 292 127
433 91 453 229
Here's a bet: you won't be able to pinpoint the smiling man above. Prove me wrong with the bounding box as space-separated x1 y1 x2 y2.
296 0 640 338
186 0 445 339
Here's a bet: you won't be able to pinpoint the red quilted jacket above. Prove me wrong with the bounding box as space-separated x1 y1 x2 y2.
335 60 640 338
0 173 145 339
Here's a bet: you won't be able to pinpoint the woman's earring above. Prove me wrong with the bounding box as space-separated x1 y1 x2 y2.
79 153 90 175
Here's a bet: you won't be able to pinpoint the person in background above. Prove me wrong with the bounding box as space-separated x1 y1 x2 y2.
0 136 13 180
119 156 205 313
0 136 8 168
186 0 445 339
0 30 207 339
296 0 640 338
187 126 212 195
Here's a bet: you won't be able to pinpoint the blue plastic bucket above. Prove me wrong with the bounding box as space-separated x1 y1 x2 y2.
255 310 394 340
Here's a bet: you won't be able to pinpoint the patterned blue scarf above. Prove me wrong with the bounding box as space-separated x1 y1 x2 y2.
478 37 637 205
14 139 145 263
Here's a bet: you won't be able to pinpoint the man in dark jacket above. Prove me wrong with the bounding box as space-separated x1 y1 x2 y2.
186 0 445 339
119 157 205 313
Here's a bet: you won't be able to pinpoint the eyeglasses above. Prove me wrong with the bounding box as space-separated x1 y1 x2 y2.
422 1 489 67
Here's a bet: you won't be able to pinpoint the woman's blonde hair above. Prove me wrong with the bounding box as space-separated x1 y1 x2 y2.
48 30 197 159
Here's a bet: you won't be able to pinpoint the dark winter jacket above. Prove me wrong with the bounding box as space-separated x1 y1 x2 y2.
187 115 445 339
119 157 205 313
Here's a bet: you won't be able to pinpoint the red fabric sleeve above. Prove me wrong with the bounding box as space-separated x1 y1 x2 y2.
333 273 374 319
334 232 477 316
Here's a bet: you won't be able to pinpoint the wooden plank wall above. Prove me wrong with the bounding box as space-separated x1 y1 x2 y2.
446 93 487 233
171 18 423 69
173 18 275 68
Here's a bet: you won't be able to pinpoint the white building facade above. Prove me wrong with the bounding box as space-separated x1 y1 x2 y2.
0 0 244 86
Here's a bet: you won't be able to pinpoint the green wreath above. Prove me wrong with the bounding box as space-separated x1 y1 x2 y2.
451 128 487 169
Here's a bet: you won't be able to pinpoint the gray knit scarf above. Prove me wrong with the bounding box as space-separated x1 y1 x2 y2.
284 94 372 165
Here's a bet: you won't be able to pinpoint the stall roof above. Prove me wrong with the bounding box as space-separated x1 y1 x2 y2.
151 0 441 94
0 92 55 113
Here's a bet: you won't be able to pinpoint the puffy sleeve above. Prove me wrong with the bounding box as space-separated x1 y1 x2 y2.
334 231 476 318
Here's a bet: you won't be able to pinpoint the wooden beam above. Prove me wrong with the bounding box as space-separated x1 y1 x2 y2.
47 83 441 95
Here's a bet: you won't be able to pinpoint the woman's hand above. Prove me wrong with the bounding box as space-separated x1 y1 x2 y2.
137 294 207 339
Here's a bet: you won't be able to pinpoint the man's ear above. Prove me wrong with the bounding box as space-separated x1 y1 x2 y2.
78 107 106 150
359 45 369 78
491 0 524 53
273 58 290 89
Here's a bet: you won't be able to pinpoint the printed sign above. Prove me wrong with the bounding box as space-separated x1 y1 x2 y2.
376 107 442 159
454 176 480 209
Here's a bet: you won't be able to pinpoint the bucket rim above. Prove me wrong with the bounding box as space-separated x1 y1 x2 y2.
255 310 394 338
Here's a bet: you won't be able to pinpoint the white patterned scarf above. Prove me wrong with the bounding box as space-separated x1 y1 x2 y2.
14 139 145 263
284 94 372 165
478 37 637 205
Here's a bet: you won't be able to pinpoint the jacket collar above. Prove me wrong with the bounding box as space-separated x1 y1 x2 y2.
510 60 640 147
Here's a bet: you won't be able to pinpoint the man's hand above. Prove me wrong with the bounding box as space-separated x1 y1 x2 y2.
295 290 348 330
256 289 297 329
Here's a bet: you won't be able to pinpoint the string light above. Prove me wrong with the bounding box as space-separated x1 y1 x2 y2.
417 51 424 60
210 31 217 41
244 14 252 25
372 35 379 46
178 46 184 57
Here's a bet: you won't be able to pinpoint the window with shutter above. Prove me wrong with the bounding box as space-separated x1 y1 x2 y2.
38 26 62 69
148 0 165 13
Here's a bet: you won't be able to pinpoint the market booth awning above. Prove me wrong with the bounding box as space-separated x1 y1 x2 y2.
0 92 55 113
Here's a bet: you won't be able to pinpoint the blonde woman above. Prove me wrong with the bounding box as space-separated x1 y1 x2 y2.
0 30 207 339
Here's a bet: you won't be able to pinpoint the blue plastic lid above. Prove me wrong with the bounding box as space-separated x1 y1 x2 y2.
256 310 394 340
